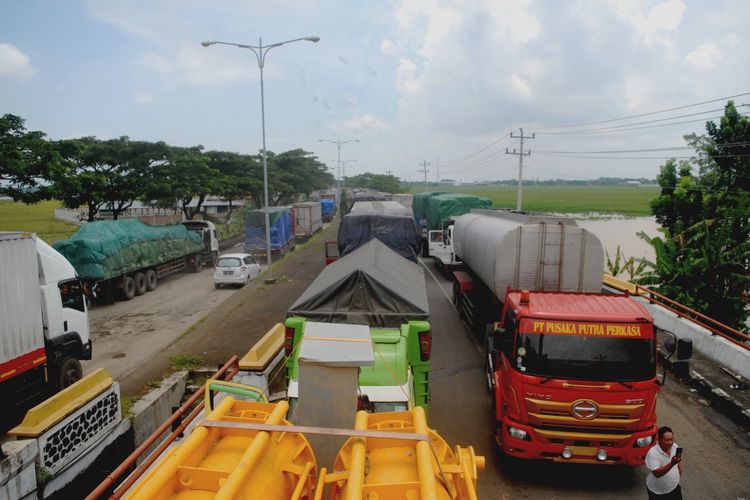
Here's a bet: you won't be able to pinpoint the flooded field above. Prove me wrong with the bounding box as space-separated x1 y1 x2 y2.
575 215 660 263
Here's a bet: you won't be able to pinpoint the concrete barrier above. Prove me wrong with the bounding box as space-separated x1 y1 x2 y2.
635 297 750 381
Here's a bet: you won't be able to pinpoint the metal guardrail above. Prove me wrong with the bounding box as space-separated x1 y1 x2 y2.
603 274 750 351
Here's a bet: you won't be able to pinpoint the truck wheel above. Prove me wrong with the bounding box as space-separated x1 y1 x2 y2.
189 257 203 273
134 272 147 296
57 356 82 391
121 276 136 300
145 270 158 291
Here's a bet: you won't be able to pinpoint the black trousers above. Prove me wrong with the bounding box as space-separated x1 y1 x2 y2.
647 484 683 500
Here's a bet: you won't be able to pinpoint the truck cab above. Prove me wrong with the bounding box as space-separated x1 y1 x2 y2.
428 224 461 273
180 220 219 266
487 290 669 465
284 318 431 418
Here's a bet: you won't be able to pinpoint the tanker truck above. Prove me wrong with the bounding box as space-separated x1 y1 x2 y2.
0 232 92 430
451 210 692 465
54 219 208 303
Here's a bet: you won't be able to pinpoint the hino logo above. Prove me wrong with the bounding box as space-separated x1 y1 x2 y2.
571 399 599 420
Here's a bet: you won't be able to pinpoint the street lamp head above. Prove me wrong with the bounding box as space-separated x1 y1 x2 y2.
201 41 214 47
305 36 321 43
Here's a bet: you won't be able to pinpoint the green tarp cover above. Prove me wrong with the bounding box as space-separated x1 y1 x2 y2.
411 192 447 221
425 193 492 230
53 220 204 280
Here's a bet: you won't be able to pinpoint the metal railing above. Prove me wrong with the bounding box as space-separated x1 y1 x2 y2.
603 274 750 351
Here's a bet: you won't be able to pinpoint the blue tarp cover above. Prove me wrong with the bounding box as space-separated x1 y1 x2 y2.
244 207 294 251
320 198 335 216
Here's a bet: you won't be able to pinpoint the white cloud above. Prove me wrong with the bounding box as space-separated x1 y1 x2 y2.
685 41 723 71
0 43 37 78
624 74 652 111
133 92 152 103
508 74 532 99
343 113 388 131
608 0 685 45
485 0 540 44
396 58 422 95
380 39 397 56
140 46 254 86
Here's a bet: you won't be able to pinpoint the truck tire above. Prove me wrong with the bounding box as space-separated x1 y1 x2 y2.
146 270 158 291
121 276 136 300
134 272 147 296
189 257 202 273
56 356 82 391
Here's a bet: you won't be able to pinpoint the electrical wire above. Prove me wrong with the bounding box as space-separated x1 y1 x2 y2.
437 132 511 167
534 141 750 155
529 91 750 130
533 112 750 135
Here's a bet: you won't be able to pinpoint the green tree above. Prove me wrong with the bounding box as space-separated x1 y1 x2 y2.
347 172 402 193
145 146 219 219
205 150 263 212
645 100 750 329
268 149 332 206
0 114 59 203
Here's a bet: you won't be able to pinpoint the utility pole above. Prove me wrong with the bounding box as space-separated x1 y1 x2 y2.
385 169 393 176
418 161 430 193
505 128 534 211
435 157 439 184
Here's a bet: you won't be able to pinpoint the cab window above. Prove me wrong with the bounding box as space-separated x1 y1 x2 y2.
59 279 86 312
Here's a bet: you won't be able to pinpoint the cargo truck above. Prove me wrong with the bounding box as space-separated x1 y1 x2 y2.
244 207 296 257
287 239 431 414
0 232 92 429
450 211 692 465
292 201 323 239
336 201 419 263
54 219 208 303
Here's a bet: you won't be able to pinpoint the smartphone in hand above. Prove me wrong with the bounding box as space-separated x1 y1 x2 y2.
675 447 683 456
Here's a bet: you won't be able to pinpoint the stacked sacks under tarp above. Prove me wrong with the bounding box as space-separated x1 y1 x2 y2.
243 207 295 256
53 220 204 280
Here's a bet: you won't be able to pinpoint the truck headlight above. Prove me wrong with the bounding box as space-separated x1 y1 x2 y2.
508 426 529 441
635 435 653 448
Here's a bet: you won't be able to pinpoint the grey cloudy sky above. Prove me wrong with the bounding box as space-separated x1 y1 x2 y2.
1 0 748 183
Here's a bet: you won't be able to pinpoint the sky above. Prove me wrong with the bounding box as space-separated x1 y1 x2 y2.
1 0 748 184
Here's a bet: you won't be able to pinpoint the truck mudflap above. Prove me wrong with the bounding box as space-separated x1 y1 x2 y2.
496 417 656 465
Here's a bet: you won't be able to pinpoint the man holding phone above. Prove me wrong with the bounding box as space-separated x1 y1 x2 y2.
646 426 684 499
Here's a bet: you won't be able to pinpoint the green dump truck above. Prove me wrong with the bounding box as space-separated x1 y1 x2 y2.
285 238 432 414
53 219 206 303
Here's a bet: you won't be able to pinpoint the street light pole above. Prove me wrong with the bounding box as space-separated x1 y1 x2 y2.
319 138 358 215
202 36 319 283
340 159 357 187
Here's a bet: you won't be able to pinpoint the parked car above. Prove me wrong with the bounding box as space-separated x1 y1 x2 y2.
213 253 261 288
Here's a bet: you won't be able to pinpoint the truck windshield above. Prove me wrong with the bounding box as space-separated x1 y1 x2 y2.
515 331 655 382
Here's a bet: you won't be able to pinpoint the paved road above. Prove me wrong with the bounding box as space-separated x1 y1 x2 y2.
419 256 750 499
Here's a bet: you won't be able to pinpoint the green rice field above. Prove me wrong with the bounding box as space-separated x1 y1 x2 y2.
413 185 659 216
0 200 80 244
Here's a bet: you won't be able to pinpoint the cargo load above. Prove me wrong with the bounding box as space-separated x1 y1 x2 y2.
338 208 419 262
320 198 335 222
244 207 296 256
54 219 204 280
289 238 429 327
424 193 492 230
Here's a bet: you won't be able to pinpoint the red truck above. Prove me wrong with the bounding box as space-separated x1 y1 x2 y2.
452 211 691 465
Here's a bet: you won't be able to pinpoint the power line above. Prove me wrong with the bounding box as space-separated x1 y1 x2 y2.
438 133 511 167
506 128 535 210
529 91 750 131
538 152 750 160
534 112 750 136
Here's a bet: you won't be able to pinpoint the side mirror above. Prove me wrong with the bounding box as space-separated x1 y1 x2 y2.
677 338 693 360
493 328 506 350
663 336 676 355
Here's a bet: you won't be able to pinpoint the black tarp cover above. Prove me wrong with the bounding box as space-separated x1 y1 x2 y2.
338 210 419 262
287 239 429 327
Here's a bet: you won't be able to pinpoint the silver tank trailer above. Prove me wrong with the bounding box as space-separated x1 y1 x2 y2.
453 211 604 297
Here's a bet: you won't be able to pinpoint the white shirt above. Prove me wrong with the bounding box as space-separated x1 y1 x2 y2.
646 442 680 494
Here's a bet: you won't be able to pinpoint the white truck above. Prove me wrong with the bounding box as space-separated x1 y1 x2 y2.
292 202 323 239
0 232 92 429
180 220 220 266
428 224 461 273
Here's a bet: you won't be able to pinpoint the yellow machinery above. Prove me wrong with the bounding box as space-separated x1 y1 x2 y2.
121 389 483 500
125 397 317 500
318 406 485 500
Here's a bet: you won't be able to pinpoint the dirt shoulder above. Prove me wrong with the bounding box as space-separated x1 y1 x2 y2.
119 223 336 396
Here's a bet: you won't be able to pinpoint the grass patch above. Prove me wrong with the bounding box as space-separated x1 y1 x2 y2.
0 200 80 243
411 185 659 216
170 354 205 371
121 395 136 418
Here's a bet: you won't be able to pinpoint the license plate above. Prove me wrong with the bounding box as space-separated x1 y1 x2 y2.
223 271 234 275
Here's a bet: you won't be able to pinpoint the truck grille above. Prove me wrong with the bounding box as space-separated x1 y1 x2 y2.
525 397 647 444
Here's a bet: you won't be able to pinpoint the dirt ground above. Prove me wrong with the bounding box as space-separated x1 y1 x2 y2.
117 223 335 396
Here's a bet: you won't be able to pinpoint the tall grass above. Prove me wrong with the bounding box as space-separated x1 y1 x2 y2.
0 200 80 244
411 185 659 216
